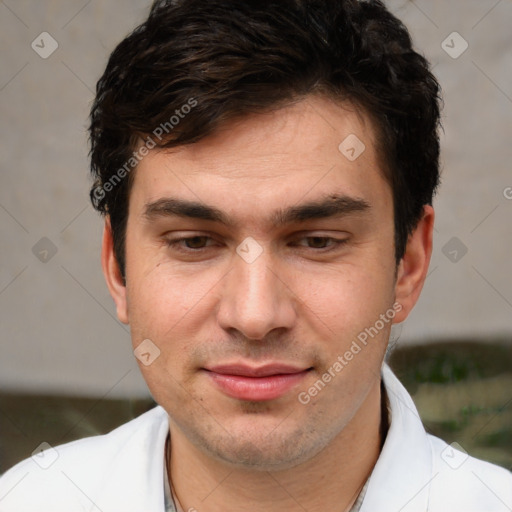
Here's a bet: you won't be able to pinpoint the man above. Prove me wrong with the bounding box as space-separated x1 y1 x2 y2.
0 0 510 510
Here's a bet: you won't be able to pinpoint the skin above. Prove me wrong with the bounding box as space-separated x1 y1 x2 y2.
102 95 434 512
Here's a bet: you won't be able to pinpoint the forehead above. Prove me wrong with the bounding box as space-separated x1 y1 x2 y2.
129 95 391 225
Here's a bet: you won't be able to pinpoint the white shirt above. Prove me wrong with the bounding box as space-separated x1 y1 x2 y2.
0 363 510 512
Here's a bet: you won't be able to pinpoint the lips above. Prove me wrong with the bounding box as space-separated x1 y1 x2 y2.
204 363 312 401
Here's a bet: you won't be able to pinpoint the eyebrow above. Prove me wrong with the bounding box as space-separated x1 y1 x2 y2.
142 194 371 228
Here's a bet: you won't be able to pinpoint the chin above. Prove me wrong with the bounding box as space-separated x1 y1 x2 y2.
192 419 331 472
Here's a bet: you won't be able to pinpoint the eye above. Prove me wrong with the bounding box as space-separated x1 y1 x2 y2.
164 235 214 252
291 236 348 251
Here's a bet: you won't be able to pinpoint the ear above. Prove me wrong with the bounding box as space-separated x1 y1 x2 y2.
392 205 435 324
101 216 129 324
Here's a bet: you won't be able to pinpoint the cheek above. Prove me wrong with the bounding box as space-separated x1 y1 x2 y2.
125 259 226 349
292 263 395 335
125 267 211 404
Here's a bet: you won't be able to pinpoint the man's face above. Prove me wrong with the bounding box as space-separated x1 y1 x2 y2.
117 96 402 470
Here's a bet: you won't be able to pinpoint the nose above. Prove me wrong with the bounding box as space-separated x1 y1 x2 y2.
216 244 297 341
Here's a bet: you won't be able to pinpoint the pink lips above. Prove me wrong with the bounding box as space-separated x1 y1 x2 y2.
204 363 311 401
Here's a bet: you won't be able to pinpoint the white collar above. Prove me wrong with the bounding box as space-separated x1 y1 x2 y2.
360 362 433 512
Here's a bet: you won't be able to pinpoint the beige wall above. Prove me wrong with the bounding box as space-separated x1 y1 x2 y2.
1 0 511 397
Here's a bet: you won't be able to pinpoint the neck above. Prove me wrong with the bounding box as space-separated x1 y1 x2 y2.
167 378 387 512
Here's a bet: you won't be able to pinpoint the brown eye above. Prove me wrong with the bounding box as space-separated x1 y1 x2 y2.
307 237 331 249
165 236 215 252
292 236 348 251
181 236 209 249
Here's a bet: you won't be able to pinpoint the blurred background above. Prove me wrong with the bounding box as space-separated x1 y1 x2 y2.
0 0 511 473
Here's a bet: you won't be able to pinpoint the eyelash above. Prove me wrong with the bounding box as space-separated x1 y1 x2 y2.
164 235 348 254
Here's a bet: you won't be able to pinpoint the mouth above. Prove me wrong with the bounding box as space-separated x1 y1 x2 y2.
203 363 313 401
